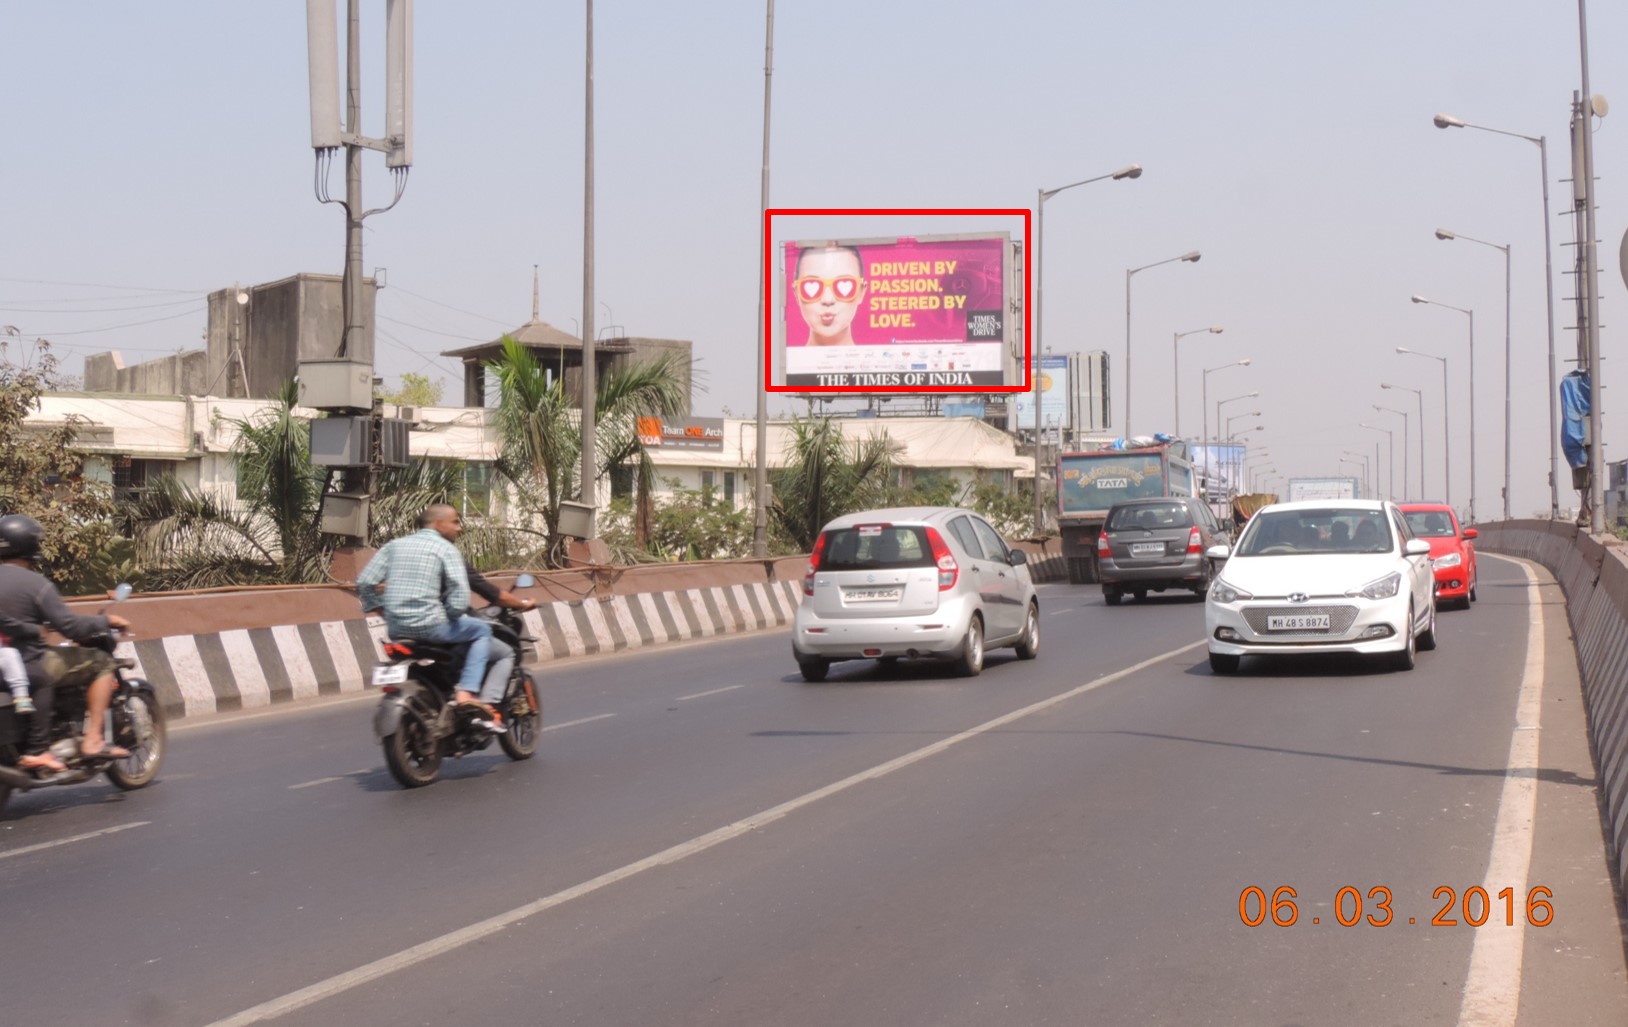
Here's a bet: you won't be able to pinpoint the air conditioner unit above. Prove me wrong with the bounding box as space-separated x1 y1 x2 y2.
310 417 370 466
378 417 410 467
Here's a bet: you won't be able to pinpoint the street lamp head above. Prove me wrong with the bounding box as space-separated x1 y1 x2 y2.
1112 164 1143 180
1181 251 1202 263
1238 358 1252 367
1394 347 1410 354
1209 325 1224 334
1410 295 1428 304
1380 382 1396 389
1434 228 1456 241
1433 113 1466 129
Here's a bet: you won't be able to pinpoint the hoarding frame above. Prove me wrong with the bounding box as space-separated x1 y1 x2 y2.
764 208 1032 394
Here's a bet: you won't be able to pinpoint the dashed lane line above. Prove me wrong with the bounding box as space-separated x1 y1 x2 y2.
676 685 745 701
0 821 151 862
205 638 1205 1026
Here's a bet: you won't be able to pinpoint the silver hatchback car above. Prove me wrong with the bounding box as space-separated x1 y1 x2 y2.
792 507 1040 681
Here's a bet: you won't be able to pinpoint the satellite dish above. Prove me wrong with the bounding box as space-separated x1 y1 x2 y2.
1619 228 1628 293
1592 94 1609 118
236 291 250 306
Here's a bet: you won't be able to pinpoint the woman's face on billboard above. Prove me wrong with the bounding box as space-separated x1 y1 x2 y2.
794 248 865 345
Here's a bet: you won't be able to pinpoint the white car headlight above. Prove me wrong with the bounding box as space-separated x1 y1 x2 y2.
1348 572 1402 600
1210 579 1253 604
1433 552 1461 569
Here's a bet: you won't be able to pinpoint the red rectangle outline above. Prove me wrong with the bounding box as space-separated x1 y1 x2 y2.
763 207 1032 395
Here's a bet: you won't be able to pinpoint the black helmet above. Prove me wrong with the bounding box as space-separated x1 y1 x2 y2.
0 514 44 560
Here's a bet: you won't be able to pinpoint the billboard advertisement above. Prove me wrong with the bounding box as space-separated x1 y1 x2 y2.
780 232 1012 390
1011 354 1070 431
1191 442 1247 495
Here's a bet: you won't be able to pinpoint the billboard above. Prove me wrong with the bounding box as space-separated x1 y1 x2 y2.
1011 354 1070 431
1191 443 1247 495
777 230 1016 391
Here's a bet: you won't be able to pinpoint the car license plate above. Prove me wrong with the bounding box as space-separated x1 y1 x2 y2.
845 587 901 603
1130 542 1164 557
372 663 409 686
1267 614 1330 631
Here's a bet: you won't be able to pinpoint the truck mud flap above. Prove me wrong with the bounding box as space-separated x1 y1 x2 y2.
1067 555 1100 584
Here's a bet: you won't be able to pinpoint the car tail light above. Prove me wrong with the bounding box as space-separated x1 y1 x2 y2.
1186 527 1203 555
1097 533 1111 557
804 532 828 596
925 527 958 591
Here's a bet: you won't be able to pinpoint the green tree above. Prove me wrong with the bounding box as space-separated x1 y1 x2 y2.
0 346 118 581
768 417 899 552
487 335 689 558
378 372 444 408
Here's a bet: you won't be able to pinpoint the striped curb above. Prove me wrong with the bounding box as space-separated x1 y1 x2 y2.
116 580 804 721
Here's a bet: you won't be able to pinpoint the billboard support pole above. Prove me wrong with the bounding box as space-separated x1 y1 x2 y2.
752 0 775 558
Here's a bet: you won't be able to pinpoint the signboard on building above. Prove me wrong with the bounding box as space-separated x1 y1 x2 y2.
777 230 1018 391
636 416 724 450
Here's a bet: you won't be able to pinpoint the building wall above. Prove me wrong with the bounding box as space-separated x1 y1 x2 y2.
83 351 209 396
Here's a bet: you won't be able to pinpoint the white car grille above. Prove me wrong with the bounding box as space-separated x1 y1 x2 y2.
1242 605 1359 635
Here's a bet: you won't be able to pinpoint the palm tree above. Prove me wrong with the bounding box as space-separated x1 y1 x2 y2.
487 335 689 555
769 417 899 552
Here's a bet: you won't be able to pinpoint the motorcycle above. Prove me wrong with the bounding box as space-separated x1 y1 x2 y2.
371 575 544 788
0 583 167 815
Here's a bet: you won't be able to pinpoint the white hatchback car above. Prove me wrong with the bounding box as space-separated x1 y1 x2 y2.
792 507 1040 681
1204 499 1437 674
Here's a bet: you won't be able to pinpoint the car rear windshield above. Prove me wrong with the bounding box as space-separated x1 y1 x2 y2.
1403 510 1457 537
1106 502 1191 531
817 524 935 570
1237 509 1393 555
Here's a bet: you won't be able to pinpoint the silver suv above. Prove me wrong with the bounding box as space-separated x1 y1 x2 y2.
792 507 1040 681
1098 495 1232 605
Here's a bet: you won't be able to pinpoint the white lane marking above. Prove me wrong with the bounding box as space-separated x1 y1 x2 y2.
287 770 371 791
204 638 1204 1027
288 777 344 791
676 684 744 702
1456 558 1544 1027
0 821 151 862
541 713 616 732
1048 608 1076 616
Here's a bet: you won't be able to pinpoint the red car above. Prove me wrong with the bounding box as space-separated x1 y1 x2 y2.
1399 503 1478 609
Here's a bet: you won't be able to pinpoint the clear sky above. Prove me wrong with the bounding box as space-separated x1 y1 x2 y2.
3 1 1622 520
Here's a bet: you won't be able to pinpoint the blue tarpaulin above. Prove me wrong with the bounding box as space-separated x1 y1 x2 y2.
1561 370 1591 470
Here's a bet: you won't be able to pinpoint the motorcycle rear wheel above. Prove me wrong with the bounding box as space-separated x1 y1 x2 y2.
383 713 442 787
498 672 542 761
106 691 167 791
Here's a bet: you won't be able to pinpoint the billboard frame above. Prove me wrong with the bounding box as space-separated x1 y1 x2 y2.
764 208 1032 394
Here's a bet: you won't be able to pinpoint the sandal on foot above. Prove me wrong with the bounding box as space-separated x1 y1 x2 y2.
80 743 131 760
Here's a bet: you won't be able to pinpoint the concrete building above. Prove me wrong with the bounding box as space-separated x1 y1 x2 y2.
84 273 376 400
442 276 692 412
29 393 1028 520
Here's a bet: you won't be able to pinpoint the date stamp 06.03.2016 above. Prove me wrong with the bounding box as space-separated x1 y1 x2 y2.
1238 885 1554 928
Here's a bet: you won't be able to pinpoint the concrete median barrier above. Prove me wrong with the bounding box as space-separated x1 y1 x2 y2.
65 562 806 721
1475 520 1628 902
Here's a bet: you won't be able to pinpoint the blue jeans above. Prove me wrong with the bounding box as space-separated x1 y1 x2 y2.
416 615 492 695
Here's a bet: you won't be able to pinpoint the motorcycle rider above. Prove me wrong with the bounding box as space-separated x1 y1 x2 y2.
0 514 132 772
356 504 496 721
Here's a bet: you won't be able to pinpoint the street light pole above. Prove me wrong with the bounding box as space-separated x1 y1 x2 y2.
1200 361 1251 500
1433 113 1560 518
1216 394 1257 499
1360 423 1395 500
1343 449 1371 498
1396 348 1451 508
1374 405 1409 501
1434 230 1510 518
1032 163 1142 534
751 0 775 557
1173 325 1222 439
1125 249 1201 438
1382 383 1425 500
1411 296 1474 521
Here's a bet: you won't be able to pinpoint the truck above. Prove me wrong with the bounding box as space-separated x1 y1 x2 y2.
1286 476 1361 503
1056 441 1197 584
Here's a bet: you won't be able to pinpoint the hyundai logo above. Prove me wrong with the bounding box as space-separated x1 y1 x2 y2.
867 574 876 583
1288 592 1309 604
